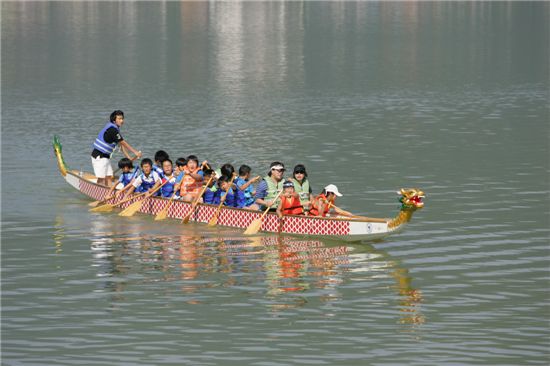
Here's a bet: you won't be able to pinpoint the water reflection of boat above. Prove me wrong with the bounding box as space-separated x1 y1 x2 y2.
54 136 425 241
76 214 423 322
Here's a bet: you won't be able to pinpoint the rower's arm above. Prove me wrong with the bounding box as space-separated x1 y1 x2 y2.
119 140 142 159
333 206 354 217
120 144 131 160
238 176 261 191
316 200 327 217
147 180 162 196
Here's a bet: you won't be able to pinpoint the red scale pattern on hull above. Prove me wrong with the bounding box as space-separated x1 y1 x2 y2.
77 176 350 236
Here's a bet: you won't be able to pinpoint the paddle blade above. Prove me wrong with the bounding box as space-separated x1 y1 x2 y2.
182 212 192 224
243 218 262 235
90 203 114 212
207 212 219 226
88 200 101 207
119 200 143 217
154 207 169 221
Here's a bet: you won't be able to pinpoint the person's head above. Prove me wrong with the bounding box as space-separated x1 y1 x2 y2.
268 161 285 181
322 184 342 201
221 163 235 178
186 155 199 170
162 159 173 176
140 158 153 174
118 157 134 173
238 164 251 179
217 175 231 191
109 110 124 127
283 180 295 196
293 164 308 182
154 150 170 165
203 168 215 187
175 157 187 171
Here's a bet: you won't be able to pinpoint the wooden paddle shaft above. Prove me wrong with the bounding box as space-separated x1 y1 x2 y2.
260 190 283 218
116 179 168 207
182 176 214 223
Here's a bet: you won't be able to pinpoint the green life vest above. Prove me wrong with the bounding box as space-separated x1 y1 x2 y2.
264 175 284 206
292 178 311 204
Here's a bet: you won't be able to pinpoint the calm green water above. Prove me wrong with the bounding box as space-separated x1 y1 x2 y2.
2 2 549 365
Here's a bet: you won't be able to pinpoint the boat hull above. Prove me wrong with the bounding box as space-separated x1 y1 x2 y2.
64 171 393 242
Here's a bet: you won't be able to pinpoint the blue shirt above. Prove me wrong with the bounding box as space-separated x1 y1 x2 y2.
118 169 138 186
160 174 177 198
203 186 217 204
233 186 246 208
214 187 235 207
255 180 268 201
152 164 164 178
235 177 255 207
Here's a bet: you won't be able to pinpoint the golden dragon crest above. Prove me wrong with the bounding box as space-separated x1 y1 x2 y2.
387 188 425 230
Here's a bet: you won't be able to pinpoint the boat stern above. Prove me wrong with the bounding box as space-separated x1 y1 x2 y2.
53 135 68 177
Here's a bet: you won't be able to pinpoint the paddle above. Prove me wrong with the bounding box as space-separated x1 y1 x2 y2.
243 190 283 235
207 174 237 226
90 190 149 213
154 193 177 221
88 191 122 208
89 195 112 208
119 180 168 217
324 201 387 222
182 176 214 224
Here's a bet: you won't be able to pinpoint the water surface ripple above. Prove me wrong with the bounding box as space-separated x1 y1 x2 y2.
2 1 549 365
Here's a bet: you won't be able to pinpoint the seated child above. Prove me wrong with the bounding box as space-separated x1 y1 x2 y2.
309 184 354 217
201 168 218 204
214 163 235 179
153 150 170 177
104 157 139 200
172 157 188 197
159 159 177 198
235 164 261 208
125 158 162 196
178 155 204 202
213 175 235 207
174 157 187 176
276 180 304 218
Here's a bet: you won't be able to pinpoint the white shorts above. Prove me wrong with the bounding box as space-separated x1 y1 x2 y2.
91 156 113 178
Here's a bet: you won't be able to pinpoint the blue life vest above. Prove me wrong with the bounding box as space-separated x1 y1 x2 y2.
160 175 176 198
119 169 138 186
203 186 217 204
233 186 246 208
215 188 235 207
235 177 255 206
93 122 120 155
136 172 160 194
153 164 164 178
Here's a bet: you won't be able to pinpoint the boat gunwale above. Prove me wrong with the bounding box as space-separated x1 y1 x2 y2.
67 169 389 224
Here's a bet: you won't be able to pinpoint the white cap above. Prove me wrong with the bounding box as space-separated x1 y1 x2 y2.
324 184 342 197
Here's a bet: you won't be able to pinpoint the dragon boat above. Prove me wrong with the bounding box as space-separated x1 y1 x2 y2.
53 136 425 242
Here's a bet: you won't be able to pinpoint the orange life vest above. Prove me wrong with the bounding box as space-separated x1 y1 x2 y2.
309 194 330 217
281 195 304 215
180 167 203 195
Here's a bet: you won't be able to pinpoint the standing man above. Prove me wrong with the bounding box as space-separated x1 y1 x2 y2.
91 110 141 187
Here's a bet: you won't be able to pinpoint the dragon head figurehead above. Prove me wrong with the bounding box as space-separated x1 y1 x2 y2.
398 188 425 210
388 188 425 230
